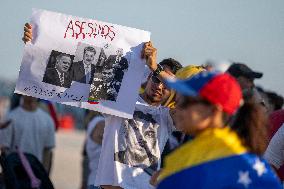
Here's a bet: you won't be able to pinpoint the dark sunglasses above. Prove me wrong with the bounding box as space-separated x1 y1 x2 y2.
151 75 162 84
150 74 169 89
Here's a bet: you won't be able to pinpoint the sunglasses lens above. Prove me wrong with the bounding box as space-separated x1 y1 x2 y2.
151 75 161 84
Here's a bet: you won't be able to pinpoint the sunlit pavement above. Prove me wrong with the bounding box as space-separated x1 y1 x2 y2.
51 130 86 189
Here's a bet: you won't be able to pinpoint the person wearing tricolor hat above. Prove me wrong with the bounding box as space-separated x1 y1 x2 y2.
152 72 282 188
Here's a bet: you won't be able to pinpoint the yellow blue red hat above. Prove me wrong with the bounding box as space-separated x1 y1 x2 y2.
166 71 243 115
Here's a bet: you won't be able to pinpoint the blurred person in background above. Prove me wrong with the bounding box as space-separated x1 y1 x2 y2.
226 62 263 91
226 63 266 110
264 108 284 182
86 112 105 189
154 71 282 188
0 97 11 130
265 91 284 113
256 87 284 114
202 59 230 72
0 95 55 174
264 122 284 184
80 110 103 189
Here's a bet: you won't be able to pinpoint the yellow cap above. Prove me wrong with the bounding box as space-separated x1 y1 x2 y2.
163 65 205 108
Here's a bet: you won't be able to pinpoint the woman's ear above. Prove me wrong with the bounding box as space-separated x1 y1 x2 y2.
213 104 223 114
204 104 219 117
210 104 226 128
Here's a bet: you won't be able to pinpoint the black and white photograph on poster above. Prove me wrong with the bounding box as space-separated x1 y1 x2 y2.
88 44 130 102
72 43 99 84
114 110 159 175
15 9 150 119
42 50 74 88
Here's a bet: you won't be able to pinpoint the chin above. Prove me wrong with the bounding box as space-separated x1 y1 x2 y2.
175 124 184 132
152 97 162 103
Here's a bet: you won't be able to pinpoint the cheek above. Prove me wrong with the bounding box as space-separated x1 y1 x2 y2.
163 89 171 97
176 107 204 135
145 82 153 94
173 109 190 131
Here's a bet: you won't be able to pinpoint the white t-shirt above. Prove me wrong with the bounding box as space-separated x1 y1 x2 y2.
0 107 55 162
86 116 105 186
96 96 174 189
264 123 284 169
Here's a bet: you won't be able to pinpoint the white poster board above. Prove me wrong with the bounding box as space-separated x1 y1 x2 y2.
15 9 151 119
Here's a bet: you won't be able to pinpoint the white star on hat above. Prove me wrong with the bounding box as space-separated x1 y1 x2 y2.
238 171 252 188
253 158 267 177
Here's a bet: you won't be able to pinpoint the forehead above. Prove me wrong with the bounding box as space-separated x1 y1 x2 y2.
163 66 175 76
238 75 254 83
59 55 71 62
85 50 95 55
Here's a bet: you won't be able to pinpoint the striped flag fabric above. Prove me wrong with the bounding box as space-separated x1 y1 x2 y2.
157 128 282 189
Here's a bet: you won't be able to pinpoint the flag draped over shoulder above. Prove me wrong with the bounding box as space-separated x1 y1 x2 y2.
157 127 282 189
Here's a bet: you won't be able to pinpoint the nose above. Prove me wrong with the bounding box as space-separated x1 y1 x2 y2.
157 82 164 89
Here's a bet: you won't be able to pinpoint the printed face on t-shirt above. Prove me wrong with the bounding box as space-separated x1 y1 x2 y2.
115 111 159 171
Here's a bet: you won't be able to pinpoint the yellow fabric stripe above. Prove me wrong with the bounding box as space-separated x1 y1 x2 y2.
159 127 248 180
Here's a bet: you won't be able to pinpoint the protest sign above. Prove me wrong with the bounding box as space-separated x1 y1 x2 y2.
15 9 151 119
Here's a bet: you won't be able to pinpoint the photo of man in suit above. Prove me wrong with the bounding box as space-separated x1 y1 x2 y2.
104 48 129 93
89 68 117 101
42 53 72 88
71 46 97 84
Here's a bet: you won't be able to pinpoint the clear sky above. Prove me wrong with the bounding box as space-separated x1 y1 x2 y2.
1 0 283 95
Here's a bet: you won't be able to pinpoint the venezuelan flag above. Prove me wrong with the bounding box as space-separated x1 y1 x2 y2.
88 97 99 104
157 127 282 189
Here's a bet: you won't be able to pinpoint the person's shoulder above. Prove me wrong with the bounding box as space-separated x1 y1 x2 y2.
71 61 83 68
158 106 169 113
276 123 284 134
7 106 22 117
46 67 56 72
36 108 54 122
73 60 83 64
88 116 105 131
38 110 55 130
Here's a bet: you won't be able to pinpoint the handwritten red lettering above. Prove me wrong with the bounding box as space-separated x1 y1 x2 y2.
64 20 75 38
87 23 94 37
64 19 116 42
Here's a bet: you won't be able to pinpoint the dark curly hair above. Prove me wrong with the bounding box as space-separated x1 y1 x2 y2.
159 58 183 74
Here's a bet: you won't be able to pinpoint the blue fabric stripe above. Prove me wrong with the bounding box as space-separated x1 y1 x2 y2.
158 153 282 189
165 72 218 96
